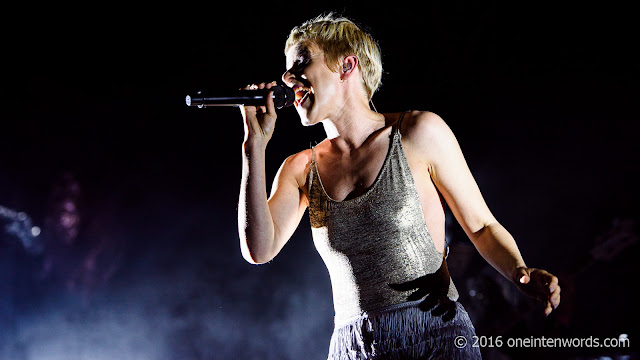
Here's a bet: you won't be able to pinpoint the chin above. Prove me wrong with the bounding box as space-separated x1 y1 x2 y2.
295 108 309 126
296 107 320 127
300 116 323 127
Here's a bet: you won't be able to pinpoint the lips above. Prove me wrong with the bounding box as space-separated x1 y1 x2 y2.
293 86 311 107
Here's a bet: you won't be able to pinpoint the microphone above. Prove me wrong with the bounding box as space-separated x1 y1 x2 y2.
185 85 295 109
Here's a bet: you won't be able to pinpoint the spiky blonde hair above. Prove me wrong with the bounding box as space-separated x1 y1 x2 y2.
284 13 383 99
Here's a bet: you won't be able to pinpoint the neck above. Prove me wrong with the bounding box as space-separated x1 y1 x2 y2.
321 98 386 153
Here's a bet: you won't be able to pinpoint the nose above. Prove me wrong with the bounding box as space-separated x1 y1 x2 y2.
282 68 295 87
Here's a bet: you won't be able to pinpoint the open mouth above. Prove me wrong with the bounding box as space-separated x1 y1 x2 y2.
294 86 311 107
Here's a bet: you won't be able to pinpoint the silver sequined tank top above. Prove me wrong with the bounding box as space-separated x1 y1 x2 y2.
308 113 459 325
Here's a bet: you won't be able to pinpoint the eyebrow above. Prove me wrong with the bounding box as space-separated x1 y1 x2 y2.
295 43 310 58
287 44 310 69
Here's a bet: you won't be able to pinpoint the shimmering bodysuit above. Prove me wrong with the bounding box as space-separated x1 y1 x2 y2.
308 115 459 326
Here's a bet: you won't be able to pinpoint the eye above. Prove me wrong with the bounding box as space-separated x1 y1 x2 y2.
297 52 310 64
291 50 310 72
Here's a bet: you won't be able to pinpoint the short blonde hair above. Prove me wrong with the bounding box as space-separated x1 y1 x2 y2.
284 13 383 99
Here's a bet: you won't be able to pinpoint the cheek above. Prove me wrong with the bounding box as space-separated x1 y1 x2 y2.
313 81 336 107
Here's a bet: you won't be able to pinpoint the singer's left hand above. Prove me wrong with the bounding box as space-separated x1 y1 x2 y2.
240 81 279 147
512 267 561 316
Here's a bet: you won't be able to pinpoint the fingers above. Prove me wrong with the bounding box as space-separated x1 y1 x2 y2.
442 306 457 322
242 81 278 114
549 283 561 312
431 298 451 316
544 301 554 316
513 268 562 317
544 287 561 316
264 82 277 119
433 300 457 322
240 81 277 145
547 274 559 293
532 270 559 297
389 274 439 293
389 277 422 292
240 80 278 122
418 294 439 311
407 287 428 302
530 269 561 316
244 81 277 90
513 266 530 285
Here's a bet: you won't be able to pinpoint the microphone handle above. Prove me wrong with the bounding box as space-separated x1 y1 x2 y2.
186 85 294 109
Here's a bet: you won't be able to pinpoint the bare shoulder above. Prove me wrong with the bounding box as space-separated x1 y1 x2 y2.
283 148 313 168
279 148 314 190
400 111 457 152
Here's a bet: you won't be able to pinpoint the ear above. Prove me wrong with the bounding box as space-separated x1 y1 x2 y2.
341 55 359 80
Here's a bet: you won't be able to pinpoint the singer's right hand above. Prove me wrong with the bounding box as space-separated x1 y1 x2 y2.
240 81 278 148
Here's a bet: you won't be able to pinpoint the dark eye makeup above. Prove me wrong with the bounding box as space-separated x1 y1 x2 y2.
290 46 310 73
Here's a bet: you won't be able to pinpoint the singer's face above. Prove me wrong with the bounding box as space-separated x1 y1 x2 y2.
283 42 341 126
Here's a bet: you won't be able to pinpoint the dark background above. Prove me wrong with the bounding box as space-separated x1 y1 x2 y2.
1 1 637 359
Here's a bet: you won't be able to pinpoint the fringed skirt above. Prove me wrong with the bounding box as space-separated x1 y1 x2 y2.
327 301 481 360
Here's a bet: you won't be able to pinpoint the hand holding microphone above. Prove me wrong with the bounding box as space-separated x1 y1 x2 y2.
185 82 295 109
185 81 294 147
240 81 280 147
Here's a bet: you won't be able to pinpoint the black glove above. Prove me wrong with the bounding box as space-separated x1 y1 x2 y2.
389 256 457 322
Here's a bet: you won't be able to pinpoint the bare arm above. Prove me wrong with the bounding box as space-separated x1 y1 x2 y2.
405 111 560 315
238 82 308 264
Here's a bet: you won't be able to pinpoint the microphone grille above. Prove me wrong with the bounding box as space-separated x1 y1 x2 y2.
273 85 295 109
